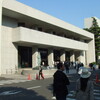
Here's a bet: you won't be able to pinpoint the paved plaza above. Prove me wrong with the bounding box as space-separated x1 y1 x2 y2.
0 69 99 100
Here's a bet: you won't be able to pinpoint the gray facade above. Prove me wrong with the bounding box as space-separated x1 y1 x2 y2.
0 0 95 75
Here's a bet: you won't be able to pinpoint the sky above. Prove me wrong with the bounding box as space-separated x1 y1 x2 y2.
17 0 100 29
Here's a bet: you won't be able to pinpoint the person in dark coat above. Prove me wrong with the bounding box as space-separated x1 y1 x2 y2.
64 61 70 73
38 66 44 80
53 62 70 100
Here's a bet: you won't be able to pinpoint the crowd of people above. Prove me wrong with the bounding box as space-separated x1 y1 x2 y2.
63 60 85 74
52 61 94 100
38 60 95 100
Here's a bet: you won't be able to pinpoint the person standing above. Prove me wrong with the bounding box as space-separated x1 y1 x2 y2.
64 61 70 73
53 62 70 100
76 62 81 73
78 63 84 75
76 68 94 100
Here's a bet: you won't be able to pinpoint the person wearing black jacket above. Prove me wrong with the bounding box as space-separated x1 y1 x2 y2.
53 62 70 100
38 66 44 80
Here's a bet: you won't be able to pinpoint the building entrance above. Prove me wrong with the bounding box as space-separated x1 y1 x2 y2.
66 51 70 61
18 46 32 68
54 50 60 62
38 48 48 66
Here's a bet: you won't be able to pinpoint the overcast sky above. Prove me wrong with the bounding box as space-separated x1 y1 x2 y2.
17 0 100 29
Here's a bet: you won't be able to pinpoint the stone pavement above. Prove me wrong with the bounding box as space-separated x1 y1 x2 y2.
0 69 100 100
67 89 100 100
93 69 100 87
0 74 30 85
0 68 100 86
0 69 77 80
0 69 77 85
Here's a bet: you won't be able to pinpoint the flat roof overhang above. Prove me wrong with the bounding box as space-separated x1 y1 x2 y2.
12 27 88 51
2 8 93 42
2 0 94 40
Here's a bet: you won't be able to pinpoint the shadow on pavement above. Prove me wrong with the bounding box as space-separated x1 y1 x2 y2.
0 87 48 100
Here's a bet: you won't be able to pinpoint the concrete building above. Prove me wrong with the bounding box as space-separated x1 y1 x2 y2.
0 0 95 75
84 17 100 60
84 17 100 29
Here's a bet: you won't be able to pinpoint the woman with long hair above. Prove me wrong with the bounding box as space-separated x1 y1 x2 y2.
76 68 94 100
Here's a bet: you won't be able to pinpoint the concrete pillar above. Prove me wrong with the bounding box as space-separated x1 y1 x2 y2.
70 51 75 62
60 50 65 62
32 47 38 68
15 45 18 69
86 39 95 66
48 49 54 67
0 0 3 75
79 51 86 65
74 51 79 62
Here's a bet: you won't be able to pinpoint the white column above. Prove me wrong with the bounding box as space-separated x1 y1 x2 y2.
60 50 65 62
70 51 75 62
86 39 95 66
79 51 86 65
32 47 38 68
74 51 79 62
0 0 3 75
48 49 54 67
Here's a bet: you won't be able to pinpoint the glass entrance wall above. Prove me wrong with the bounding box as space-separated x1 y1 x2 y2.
65 51 70 61
54 50 60 62
38 48 48 66
18 46 72 68
18 46 32 68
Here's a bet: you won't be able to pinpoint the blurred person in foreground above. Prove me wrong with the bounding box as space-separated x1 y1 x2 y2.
76 68 94 100
53 62 70 100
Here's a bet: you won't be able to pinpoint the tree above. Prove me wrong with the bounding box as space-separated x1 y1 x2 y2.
84 17 100 62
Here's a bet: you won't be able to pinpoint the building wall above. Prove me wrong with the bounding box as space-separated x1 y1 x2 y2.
86 39 95 65
0 0 96 74
2 0 94 39
0 0 3 75
84 17 100 61
12 27 88 51
84 17 93 29
1 16 18 74
95 17 100 26
85 19 96 64
2 16 18 28
84 17 100 28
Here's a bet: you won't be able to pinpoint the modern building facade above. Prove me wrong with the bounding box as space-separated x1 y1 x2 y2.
84 17 100 60
0 0 95 75
84 17 100 29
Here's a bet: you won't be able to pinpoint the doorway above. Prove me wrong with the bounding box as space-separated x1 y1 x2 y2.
38 48 48 66
66 51 70 61
18 46 32 68
54 50 60 62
